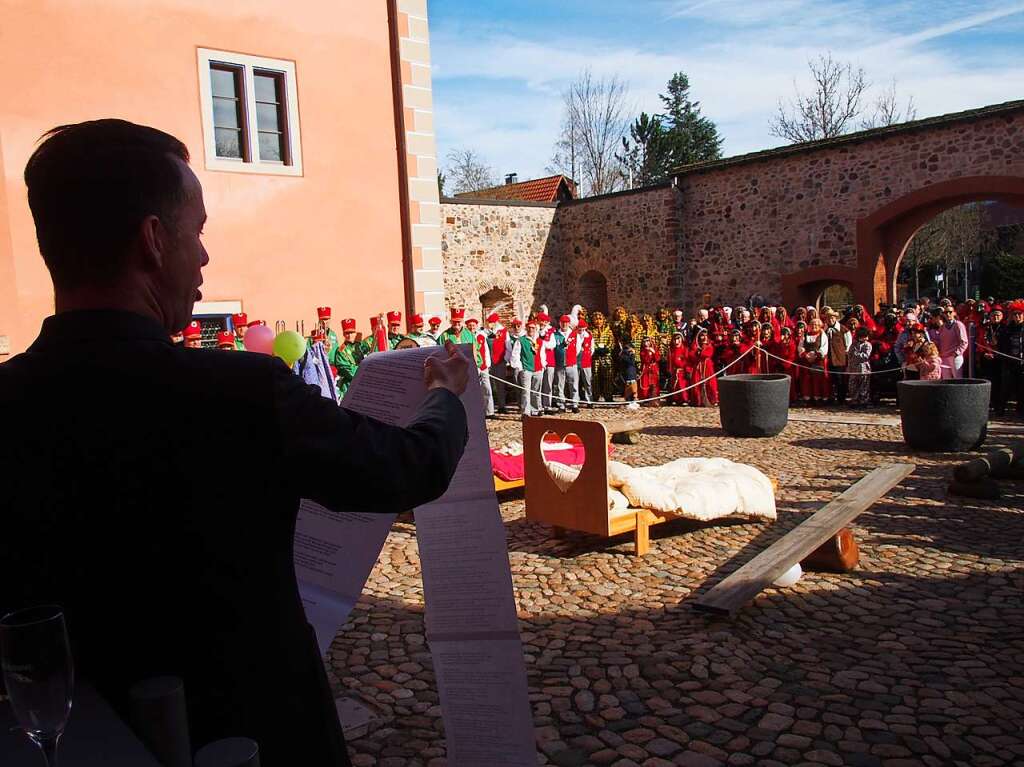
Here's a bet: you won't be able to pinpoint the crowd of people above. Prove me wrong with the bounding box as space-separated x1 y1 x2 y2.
188 296 1024 418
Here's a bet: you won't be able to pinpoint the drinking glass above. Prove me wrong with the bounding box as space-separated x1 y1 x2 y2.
0 605 74 766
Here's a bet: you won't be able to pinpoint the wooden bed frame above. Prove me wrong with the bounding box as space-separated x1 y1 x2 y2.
522 417 673 556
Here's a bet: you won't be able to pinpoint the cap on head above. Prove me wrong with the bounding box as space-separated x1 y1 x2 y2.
317 306 331 321
577 318 588 329
450 308 465 321
232 312 248 327
429 316 441 326
412 313 424 326
386 310 402 325
183 320 202 340
341 318 357 332
216 330 234 347
559 314 571 324
486 312 500 323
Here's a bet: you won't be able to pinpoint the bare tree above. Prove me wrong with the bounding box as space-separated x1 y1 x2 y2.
445 148 497 195
861 78 917 129
770 53 869 143
549 69 631 197
903 204 996 299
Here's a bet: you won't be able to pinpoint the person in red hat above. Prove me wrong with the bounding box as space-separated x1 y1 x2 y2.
534 311 558 413
465 317 495 417
332 318 363 398
439 308 474 347
315 306 339 359
427 316 443 343
576 317 594 407
555 314 582 413
216 329 236 350
385 310 409 350
407 314 436 347
509 317 545 417
231 312 248 350
485 311 511 413
182 319 203 349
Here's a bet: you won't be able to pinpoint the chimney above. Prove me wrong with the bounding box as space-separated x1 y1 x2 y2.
505 173 518 185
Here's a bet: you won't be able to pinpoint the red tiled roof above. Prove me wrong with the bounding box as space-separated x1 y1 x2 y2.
455 174 576 203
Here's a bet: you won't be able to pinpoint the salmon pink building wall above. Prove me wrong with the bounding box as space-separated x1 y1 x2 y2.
0 0 437 355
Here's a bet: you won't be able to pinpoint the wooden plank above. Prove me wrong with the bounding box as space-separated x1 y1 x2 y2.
788 413 901 427
692 462 915 616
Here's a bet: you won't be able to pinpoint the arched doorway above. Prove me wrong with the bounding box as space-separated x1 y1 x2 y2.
818 283 855 309
479 287 515 325
577 270 609 315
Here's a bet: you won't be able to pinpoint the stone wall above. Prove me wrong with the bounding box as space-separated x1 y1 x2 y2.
440 200 560 319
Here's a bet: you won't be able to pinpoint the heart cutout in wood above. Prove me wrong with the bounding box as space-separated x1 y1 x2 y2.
540 430 587 493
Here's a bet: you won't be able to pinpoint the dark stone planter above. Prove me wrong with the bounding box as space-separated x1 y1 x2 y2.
718 374 791 437
898 378 991 452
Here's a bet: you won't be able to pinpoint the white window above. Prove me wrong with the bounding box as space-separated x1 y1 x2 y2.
197 48 302 176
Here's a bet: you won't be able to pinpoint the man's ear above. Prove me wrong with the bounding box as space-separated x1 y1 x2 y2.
138 214 168 273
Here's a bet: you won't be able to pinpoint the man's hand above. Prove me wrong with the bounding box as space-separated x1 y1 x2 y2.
425 341 470 396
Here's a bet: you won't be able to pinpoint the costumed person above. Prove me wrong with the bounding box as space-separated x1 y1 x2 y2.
845 326 873 407
620 340 639 407
590 311 616 403
769 326 799 402
296 326 339 404
536 312 559 414
638 336 661 406
666 332 688 405
315 306 339 360
799 318 830 404
823 308 849 405
610 306 629 350
332 318 362 399
688 328 719 407
361 315 389 356
753 323 774 374
557 315 581 413
576 318 594 408
466 317 495 418
182 320 203 349
216 330 235 350
509 317 545 418
717 328 749 377
407 314 437 346
231 312 248 350
427 316 443 342
439 308 474 347
486 312 511 413
776 306 791 330
386 310 408 349
995 301 1024 416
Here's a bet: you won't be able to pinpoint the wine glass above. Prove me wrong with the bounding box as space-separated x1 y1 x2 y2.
0 605 74 766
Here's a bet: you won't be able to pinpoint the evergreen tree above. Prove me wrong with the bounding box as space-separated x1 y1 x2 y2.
658 73 723 168
616 112 674 187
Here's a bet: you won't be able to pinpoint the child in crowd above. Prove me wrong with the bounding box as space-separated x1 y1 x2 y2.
620 342 639 406
910 341 943 380
638 337 661 405
846 326 873 407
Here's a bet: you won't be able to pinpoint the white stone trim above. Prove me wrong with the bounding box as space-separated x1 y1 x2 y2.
197 47 303 177
193 299 243 315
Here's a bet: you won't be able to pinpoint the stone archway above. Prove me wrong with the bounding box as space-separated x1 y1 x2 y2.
783 175 1024 310
577 270 609 315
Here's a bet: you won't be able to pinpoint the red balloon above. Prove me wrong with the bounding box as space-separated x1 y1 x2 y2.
244 324 274 354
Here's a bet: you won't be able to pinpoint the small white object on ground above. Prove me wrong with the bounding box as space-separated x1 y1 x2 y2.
772 563 803 588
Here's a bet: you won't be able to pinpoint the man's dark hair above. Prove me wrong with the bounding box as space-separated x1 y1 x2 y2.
24 119 190 289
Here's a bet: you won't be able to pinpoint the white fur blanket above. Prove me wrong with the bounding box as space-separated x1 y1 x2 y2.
545 457 776 522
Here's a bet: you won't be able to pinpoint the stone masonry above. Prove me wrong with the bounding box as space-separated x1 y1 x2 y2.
441 101 1024 315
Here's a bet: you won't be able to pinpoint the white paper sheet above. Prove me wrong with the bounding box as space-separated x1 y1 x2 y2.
292 345 534 764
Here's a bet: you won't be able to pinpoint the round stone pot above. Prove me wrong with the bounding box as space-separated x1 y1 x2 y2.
898 378 991 452
718 374 791 437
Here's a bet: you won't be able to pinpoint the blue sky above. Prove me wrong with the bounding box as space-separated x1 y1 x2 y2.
428 0 1024 183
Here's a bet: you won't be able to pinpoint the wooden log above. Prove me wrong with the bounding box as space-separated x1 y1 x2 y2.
947 479 1001 500
692 463 915 616
953 445 1024 482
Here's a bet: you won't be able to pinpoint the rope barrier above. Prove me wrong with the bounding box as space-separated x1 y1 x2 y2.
983 346 1024 365
499 345 756 407
759 348 910 376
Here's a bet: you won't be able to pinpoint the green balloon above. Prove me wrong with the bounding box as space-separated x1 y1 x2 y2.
273 330 306 366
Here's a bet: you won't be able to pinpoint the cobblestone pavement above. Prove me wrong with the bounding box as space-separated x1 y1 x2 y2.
329 405 1024 767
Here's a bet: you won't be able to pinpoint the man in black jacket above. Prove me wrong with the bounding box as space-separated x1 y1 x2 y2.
0 120 469 765
996 302 1024 415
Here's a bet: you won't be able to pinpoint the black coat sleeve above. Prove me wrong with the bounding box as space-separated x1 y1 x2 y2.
272 360 468 513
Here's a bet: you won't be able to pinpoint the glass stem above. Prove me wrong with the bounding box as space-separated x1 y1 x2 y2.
37 734 60 767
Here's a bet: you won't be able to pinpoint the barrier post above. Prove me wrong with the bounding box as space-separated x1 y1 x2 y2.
968 321 975 379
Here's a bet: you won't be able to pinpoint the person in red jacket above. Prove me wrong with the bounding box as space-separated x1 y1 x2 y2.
769 325 799 402
799 318 830 403
576 318 594 408
688 328 719 407
666 332 689 405
638 336 662 405
717 328 750 376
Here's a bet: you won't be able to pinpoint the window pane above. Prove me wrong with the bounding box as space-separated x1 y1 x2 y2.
254 73 280 103
212 97 240 129
255 103 281 131
258 132 283 162
215 127 242 159
210 67 238 98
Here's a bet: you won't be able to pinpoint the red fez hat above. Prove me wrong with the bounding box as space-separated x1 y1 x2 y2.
247 320 265 328
536 312 550 323
216 330 234 346
450 308 466 320
412 314 424 326
387 310 402 325
232 312 248 327
429 316 442 326
559 314 571 324
526 317 539 327
577 318 588 329
183 320 202 339
370 316 380 331
466 317 479 326
511 318 523 327
1009 300 1024 313
310 327 326 342
486 312 500 323
317 306 331 321
341 318 357 332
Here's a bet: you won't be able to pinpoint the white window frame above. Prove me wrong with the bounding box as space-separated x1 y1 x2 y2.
197 47 303 176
